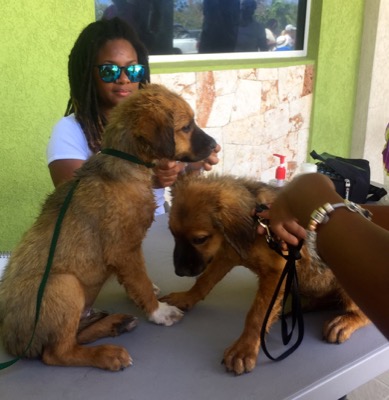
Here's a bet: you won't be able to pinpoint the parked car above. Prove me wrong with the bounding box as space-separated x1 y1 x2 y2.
173 25 201 54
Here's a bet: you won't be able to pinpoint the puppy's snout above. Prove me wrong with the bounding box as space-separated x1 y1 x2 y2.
175 266 198 277
191 127 217 160
209 137 217 151
173 239 206 277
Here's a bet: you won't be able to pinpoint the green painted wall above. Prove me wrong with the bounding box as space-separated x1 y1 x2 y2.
0 1 95 250
0 0 365 250
309 0 364 157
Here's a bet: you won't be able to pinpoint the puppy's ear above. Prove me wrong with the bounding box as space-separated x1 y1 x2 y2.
155 124 176 158
138 124 175 159
134 109 176 159
213 193 256 257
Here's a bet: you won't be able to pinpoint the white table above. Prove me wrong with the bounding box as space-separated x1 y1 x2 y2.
1 214 388 399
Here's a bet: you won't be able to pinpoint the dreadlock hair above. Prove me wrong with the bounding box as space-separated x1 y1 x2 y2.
65 17 150 153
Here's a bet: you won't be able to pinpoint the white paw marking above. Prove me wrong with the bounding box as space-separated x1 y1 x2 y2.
149 301 184 326
152 283 161 296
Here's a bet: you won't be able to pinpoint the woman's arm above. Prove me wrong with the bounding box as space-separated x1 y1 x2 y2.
258 173 389 339
48 159 85 187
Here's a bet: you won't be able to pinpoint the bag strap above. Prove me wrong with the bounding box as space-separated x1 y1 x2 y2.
310 149 325 162
367 184 387 202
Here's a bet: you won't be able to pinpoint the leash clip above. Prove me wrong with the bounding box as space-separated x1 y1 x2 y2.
255 203 281 252
257 217 281 252
258 218 272 244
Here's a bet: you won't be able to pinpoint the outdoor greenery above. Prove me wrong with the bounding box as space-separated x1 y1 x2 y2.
95 0 108 20
174 0 299 35
94 0 299 39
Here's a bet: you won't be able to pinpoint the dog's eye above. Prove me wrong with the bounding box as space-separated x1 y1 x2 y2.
192 236 209 245
181 122 192 133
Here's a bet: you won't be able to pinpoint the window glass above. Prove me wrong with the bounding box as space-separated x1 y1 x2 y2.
95 0 310 62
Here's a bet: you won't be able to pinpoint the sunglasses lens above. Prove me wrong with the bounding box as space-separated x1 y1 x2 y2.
125 65 145 83
98 65 120 83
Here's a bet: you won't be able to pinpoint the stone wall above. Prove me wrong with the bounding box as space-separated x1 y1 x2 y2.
152 64 313 183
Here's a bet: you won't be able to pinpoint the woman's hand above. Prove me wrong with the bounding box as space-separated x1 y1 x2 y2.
203 143 221 170
152 144 221 188
153 160 186 188
256 174 339 246
256 206 307 246
188 143 222 172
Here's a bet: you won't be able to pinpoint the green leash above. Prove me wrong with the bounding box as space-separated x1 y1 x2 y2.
101 148 156 168
0 148 153 370
0 179 80 370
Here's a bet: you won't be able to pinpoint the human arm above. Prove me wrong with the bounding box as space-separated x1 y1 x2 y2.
257 173 389 340
48 159 85 187
47 115 92 187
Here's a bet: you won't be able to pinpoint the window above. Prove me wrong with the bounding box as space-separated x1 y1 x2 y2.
95 0 311 63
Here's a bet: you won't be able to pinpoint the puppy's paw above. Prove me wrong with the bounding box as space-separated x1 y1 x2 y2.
44 344 133 371
323 312 368 343
148 301 184 326
152 283 161 296
222 341 258 375
111 314 138 335
159 292 195 311
98 345 133 371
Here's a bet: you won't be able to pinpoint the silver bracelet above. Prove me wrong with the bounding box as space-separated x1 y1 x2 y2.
307 200 372 232
306 200 372 272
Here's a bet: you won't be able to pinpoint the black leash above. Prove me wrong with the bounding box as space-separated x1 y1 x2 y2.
260 241 305 361
256 204 305 361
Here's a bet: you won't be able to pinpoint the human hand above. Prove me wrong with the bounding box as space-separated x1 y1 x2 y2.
203 143 221 171
257 174 339 246
188 143 221 172
153 159 186 188
256 206 306 246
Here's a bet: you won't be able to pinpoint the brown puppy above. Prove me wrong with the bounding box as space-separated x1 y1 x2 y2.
0 84 217 371
161 174 370 375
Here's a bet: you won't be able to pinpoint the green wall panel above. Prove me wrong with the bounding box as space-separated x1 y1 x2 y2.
309 0 364 157
0 1 95 249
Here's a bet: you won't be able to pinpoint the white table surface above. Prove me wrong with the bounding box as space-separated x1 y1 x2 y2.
1 214 388 400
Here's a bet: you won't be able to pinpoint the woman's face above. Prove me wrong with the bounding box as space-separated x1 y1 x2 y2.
94 38 140 116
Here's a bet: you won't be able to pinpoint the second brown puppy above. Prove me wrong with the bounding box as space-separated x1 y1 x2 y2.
161 174 370 375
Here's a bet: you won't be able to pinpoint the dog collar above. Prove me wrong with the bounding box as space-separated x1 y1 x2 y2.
100 148 156 168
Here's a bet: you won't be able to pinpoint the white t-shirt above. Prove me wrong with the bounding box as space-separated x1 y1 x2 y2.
47 114 166 215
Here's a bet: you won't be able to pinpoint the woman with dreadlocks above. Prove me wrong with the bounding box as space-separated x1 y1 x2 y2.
47 17 220 215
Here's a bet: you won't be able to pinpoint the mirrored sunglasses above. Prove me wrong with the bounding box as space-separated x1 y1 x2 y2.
95 64 145 83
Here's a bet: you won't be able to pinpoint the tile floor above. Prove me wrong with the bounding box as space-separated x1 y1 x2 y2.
348 370 389 399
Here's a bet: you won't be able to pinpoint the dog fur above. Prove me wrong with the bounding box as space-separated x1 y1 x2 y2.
0 84 217 371
161 174 370 375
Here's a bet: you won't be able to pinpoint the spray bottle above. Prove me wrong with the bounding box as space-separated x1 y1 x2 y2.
269 154 287 187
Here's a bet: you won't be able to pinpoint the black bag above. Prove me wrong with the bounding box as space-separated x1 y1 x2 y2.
310 150 387 203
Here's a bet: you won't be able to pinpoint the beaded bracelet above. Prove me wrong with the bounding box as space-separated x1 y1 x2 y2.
307 200 372 232
306 200 372 271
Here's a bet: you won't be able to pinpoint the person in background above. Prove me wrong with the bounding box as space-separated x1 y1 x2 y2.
102 0 173 55
274 34 293 51
256 172 389 340
283 24 296 49
198 0 240 53
235 0 268 52
265 18 278 51
47 18 220 216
